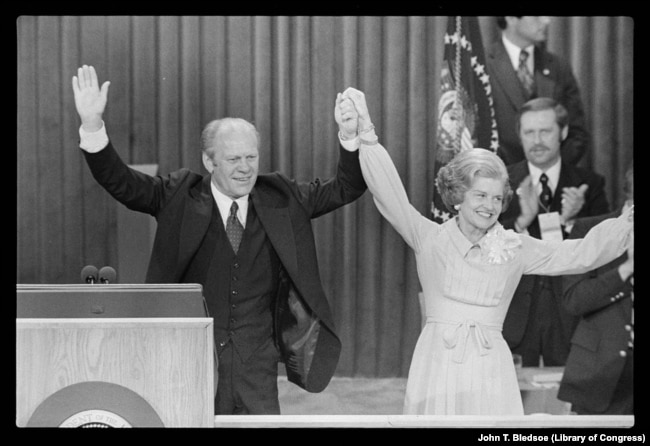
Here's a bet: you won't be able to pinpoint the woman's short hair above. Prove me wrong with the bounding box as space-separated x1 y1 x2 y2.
436 148 513 215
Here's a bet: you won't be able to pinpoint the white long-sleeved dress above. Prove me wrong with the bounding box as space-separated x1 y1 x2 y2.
358 138 633 415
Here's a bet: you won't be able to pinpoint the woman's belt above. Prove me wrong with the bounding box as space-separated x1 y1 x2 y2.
426 317 502 364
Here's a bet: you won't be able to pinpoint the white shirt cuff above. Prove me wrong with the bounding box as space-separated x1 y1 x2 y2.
359 128 378 146
79 122 109 153
338 132 360 152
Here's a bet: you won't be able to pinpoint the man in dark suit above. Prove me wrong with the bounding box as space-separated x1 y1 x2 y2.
558 167 634 415
71 65 367 414
499 97 609 367
486 16 589 166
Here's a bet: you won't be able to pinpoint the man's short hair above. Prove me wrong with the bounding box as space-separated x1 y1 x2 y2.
496 16 522 30
201 117 260 156
515 97 569 134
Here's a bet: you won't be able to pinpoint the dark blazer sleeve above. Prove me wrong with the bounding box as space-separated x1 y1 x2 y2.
82 141 189 217
285 144 367 218
268 144 366 393
562 214 631 316
557 212 633 411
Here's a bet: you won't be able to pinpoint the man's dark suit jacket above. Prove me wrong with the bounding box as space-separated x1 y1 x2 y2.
485 38 589 166
83 141 367 393
499 160 610 353
557 211 633 412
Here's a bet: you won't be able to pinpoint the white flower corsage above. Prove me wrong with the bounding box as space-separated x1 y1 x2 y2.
480 224 522 265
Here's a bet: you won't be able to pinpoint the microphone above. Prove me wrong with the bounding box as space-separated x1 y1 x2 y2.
81 265 98 284
98 266 117 284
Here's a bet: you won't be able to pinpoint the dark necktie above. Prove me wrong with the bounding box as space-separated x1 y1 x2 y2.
226 201 244 254
517 49 535 99
539 173 553 212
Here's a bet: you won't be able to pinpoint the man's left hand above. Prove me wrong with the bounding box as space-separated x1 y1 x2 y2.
561 183 588 224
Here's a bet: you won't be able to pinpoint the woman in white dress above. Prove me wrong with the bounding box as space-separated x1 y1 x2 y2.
337 88 634 415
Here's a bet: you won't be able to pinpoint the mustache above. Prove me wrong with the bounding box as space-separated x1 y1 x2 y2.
529 144 550 151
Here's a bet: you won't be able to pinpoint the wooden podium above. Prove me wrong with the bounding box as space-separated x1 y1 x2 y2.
16 284 215 428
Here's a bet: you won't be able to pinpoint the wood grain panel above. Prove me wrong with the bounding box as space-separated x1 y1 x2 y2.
16 318 214 427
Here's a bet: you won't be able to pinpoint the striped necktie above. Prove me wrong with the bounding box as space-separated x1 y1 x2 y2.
539 173 553 212
518 49 535 99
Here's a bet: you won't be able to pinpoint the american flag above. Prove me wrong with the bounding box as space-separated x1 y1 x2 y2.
431 16 499 223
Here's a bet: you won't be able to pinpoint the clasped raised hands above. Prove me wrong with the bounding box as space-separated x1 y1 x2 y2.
71 65 110 132
334 92 358 140
334 87 374 139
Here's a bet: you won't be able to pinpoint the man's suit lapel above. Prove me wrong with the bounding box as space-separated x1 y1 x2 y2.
489 40 528 108
172 176 300 283
489 42 556 106
533 46 556 99
174 175 214 280
508 161 530 192
251 186 299 276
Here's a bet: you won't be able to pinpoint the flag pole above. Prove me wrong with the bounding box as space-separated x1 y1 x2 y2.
452 16 463 155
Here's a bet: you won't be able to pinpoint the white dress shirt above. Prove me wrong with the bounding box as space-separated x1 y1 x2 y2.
210 183 248 229
78 121 109 152
527 158 561 198
502 34 534 74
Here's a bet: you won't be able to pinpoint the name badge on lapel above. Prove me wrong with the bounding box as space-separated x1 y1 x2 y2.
538 211 564 242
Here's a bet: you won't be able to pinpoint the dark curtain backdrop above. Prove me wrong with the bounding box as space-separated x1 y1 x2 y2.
16 16 633 377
